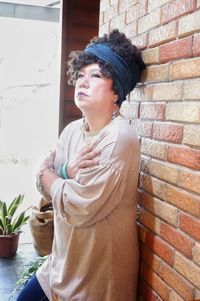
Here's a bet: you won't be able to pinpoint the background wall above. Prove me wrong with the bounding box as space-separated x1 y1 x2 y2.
0 3 61 241
99 0 200 300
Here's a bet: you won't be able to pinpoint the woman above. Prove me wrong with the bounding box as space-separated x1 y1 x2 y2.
17 29 146 301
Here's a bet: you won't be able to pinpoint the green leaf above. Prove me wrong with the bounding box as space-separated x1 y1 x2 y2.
12 211 25 233
8 194 24 217
1 202 8 229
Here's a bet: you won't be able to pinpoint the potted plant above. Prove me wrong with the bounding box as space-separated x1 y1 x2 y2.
0 194 31 258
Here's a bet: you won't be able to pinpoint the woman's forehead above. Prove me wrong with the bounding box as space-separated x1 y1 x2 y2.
80 63 100 72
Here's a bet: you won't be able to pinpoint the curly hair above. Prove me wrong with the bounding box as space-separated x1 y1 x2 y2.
67 29 146 106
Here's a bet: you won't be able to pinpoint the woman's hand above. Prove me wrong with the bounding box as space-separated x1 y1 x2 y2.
67 142 100 179
38 150 56 174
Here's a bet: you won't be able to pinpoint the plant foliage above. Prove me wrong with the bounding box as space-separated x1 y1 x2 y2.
0 194 31 235
10 256 48 299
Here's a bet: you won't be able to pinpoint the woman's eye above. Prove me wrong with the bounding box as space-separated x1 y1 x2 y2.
91 73 101 78
77 73 84 78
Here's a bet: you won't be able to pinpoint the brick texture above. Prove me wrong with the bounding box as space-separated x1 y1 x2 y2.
148 21 177 46
152 81 182 101
153 122 183 143
145 231 174 266
169 291 185 301
193 243 200 266
118 0 138 13
139 209 161 234
179 213 200 241
193 33 200 56
160 222 194 257
142 158 178 184
131 32 148 49
165 184 200 217
142 47 159 65
172 57 200 80
141 138 167 160
160 36 192 63
168 145 200 170
160 262 194 300
140 102 165 120
148 0 171 12
131 119 153 137
143 63 170 82
139 192 178 226
161 0 196 24
174 252 200 288
183 125 200 147
140 173 167 200
183 79 200 100
179 168 200 194
178 9 200 37
99 1 200 299
130 85 153 102
138 9 161 34
126 0 147 23
166 101 200 123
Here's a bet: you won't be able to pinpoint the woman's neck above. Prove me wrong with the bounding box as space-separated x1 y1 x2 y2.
84 110 119 132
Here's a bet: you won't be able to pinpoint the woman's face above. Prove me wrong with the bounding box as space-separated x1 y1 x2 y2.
74 63 117 114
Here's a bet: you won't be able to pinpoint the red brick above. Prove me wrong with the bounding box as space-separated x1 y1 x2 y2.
179 213 200 241
139 209 160 234
145 231 174 266
140 242 162 273
140 102 165 120
165 184 200 217
160 222 194 257
168 145 200 170
141 263 170 300
139 278 162 301
193 33 200 56
161 0 196 24
137 223 147 243
160 263 194 300
153 122 183 143
160 36 192 63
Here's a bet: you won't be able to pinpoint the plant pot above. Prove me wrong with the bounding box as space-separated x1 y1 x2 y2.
0 232 20 258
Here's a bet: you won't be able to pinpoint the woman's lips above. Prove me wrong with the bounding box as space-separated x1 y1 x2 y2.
77 91 89 97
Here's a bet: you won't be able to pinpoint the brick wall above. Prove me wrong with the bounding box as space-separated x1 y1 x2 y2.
99 1 200 300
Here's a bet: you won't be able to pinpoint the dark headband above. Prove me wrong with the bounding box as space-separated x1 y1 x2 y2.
84 43 138 105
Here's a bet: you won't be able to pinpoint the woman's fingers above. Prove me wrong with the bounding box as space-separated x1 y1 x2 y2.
78 141 98 157
82 150 100 161
79 158 99 168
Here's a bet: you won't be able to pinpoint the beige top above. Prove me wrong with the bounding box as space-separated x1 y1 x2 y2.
36 115 140 301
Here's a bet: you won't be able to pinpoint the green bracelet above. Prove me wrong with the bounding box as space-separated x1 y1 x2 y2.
61 162 70 179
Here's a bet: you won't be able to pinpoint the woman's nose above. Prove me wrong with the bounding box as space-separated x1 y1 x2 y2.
79 76 89 88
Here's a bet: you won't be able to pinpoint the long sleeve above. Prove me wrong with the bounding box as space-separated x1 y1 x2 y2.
50 163 125 227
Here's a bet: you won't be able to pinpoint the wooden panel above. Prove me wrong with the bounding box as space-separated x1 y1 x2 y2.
59 0 99 132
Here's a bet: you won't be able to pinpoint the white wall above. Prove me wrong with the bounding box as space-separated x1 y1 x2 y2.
0 15 61 240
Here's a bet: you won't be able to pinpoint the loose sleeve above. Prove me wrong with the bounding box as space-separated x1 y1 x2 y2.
50 164 125 227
